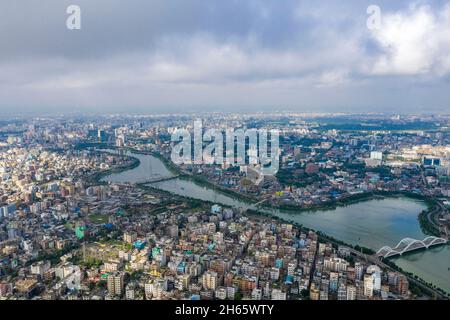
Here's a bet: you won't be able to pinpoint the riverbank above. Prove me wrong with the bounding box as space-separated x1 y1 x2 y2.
123 148 180 176
145 149 259 203
114 145 446 239
84 147 141 185
246 208 449 299
137 182 235 211
98 146 448 298
153 147 446 237
265 190 445 238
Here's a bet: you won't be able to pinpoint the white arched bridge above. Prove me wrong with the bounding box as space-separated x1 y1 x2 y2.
377 236 447 258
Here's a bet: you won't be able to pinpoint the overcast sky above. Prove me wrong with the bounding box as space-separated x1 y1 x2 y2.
1 0 450 116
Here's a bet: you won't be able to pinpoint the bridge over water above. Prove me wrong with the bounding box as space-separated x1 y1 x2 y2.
377 236 447 258
145 175 180 184
254 198 269 208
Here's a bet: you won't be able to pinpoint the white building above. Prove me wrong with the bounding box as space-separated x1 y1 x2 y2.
252 288 262 300
346 285 357 300
364 274 374 298
215 287 227 300
271 289 287 300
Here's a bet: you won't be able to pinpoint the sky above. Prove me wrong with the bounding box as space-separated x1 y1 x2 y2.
1 0 450 116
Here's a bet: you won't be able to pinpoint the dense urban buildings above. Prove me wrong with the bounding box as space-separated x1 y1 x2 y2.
0 113 448 300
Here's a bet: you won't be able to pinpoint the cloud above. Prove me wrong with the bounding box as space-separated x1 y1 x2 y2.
316 70 351 87
370 3 450 76
0 0 449 114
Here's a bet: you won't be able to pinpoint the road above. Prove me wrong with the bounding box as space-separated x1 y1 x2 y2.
346 247 448 300
430 202 449 238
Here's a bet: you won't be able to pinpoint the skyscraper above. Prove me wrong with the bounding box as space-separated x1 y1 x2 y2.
107 272 124 296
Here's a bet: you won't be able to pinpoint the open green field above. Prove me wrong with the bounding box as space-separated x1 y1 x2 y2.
88 213 109 224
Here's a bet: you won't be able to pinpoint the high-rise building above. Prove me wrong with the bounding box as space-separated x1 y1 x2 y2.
319 290 328 300
364 274 374 298
346 285 357 300
329 272 339 292
324 257 348 272
366 265 381 292
125 283 135 300
0 283 13 297
370 151 383 161
251 288 262 300
310 284 320 300
354 263 364 280
337 286 347 300
202 271 219 291
271 289 287 300
397 275 409 296
107 272 124 296
97 129 107 143
123 231 137 244
215 287 227 300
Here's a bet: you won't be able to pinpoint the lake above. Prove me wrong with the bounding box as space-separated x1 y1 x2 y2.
104 150 450 293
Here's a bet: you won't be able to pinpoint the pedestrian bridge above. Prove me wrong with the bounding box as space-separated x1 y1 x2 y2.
377 236 447 258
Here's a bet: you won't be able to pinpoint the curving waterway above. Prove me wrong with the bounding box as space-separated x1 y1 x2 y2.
103 150 450 294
